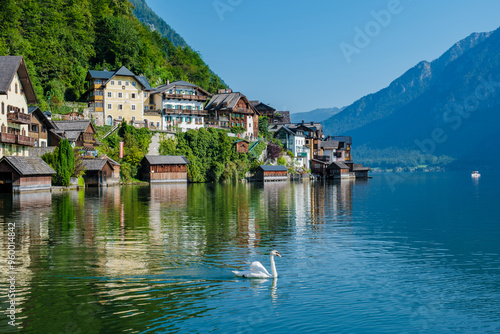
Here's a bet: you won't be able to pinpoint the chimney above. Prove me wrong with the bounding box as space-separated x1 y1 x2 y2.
302 120 304 124
310 121 314 125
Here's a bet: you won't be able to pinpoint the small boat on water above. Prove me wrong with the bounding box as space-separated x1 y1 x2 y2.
471 171 481 178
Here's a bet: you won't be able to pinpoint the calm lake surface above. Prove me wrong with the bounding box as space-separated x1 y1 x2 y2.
1 172 500 333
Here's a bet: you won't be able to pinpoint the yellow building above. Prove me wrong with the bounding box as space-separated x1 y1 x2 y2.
86 66 152 127
0 56 37 158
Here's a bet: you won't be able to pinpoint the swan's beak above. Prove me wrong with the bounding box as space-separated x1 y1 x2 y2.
276 252 281 257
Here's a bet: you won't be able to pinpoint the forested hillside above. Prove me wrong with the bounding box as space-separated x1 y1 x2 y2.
0 0 226 110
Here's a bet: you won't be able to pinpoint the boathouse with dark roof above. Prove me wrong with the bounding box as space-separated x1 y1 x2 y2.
255 165 288 182
0 156 55 192
140 155 190 183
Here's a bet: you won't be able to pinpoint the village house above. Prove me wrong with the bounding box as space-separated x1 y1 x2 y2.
50 120 100 156
205 89 259 140
327 161 352 179
255 165 288 182
0 56 37 158
234 139 250 153
273 126 310 168
28 106 54 148
325 135 352 162
140 155 190 183
148 80 211 132
81 158 117 186
86 66 152 127
269 120 324 159
250 101 289 123
0 156 55 192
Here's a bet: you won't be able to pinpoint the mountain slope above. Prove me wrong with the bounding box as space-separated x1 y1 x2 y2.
323 32 492 136
128 0 188 48
290 107 342 123
0 0 226 110
322 28 500 168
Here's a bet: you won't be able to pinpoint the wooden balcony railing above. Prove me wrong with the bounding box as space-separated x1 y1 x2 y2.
7 111 31 124
16 134 35 146
163 93 208 101
163 108 207 116
0 132 16 144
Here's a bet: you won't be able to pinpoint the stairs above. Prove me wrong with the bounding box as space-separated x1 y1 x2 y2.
102 124 119 139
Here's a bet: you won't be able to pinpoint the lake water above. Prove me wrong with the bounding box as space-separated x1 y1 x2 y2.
1 172 500 333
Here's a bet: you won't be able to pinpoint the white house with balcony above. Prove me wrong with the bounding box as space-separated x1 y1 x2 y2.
149 81 211 132
274 126 310 169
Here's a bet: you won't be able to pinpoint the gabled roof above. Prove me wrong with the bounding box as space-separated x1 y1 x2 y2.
53 120 95 133
81 159 110 171
275 126 305 138
0 156 56 175
143 155 189 165
205 92 259 115
151 80 210 96
253 102 276 112
258 165 288 172
328 161 350 170
28 106 55 130
320 141 340 150
86 66 152 90
0 56 38 104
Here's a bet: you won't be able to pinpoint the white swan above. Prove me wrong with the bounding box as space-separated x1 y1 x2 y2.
233 250 281 278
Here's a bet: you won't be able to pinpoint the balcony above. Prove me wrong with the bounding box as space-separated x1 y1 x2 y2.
7 111 31 124
16 134 35 146
163 93 208 101
235 108 253 114
163 108 207 116
0 132 16 144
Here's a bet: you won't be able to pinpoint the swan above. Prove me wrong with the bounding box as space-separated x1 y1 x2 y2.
233 250 281 278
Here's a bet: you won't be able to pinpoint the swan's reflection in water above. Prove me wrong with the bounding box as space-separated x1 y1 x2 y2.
248 278 278 302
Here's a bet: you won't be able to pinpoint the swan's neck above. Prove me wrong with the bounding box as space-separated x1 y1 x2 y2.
270 254 278 278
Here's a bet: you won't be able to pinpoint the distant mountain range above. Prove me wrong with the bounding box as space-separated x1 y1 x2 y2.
321 28 500 169
290 107 342 123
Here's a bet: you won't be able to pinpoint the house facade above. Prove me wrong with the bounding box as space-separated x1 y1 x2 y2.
86 66 152 127
274 126 310 169
50 120 99 155
0 56 37 158
149 80 211 132
205 89 259 139
255 165 288 182
28 106 53 148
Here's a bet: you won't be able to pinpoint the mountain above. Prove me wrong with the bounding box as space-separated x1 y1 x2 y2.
322 29 500 169
290 107 342 123
0 0 226 110
128 0 188 48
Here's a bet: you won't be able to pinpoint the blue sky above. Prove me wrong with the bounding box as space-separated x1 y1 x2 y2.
146 0 500 114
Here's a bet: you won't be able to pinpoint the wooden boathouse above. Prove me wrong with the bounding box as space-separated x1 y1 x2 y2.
0 156 55 192
255 165 288 182
140 155 189 183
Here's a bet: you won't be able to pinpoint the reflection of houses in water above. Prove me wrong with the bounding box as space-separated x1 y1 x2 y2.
0 191 53 316
235 184 260 249
149 183 188 244
311 180 353 225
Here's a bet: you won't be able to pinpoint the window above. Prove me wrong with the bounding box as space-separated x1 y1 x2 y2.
118 104 123 110
118 92 123 98
157 122 160 128
131 105 136 111
96 90 103 96
107 103 112 110
15 83 18 94
118 116 123 120
144 92 148 98
107 92 112 98
96 102 103 108
125 81 129 86
132 116 136 121
118 80 122 85
1 102 4 115
111 80 115 85
132 81 136 87
95 79 102 85
31 124 38 132
131 93 136 99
